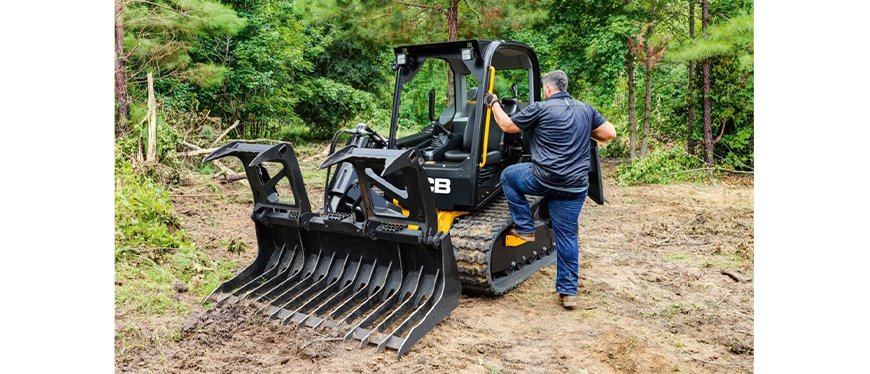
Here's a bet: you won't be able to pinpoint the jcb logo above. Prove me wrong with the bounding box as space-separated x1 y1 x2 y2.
428 177 451 194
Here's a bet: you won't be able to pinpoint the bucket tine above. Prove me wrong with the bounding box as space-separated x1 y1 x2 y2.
346 266 422 346
266 252 334 319
274 254 349 322
377 269 439 351
318 261 392 331
268 252 335 318
216 244 287 305
239 245 299 302
284 255 363 326
254 250 320 315
338 264 401 332
252 247 307 304
304 257 373 328
354 266 424 347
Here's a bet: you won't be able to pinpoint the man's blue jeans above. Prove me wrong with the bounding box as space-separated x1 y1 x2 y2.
500 163 588 296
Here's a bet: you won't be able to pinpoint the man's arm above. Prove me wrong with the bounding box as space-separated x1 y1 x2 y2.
486 94 522 134
592 121 617 143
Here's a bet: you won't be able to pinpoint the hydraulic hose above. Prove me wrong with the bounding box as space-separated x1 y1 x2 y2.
322 126 386 212
323 129 354 212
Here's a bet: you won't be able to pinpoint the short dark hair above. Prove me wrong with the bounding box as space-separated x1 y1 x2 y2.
542 70 569 92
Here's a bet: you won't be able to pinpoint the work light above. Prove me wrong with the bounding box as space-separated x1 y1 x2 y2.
396 53 407 65
461 48 474 61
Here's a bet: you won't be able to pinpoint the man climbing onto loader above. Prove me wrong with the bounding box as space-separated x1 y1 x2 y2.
205 41 615 356
486 70 617 309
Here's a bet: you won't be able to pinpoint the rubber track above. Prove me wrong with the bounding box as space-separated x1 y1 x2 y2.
449 196 541 295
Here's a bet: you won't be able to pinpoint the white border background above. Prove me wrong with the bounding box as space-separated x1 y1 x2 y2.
1 0 869 371
755 0 870 371
1 1 115 372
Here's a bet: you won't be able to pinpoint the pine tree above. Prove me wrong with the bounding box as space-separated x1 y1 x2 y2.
686 0 697 155
669 4 753 166
115 0 128 133
122 0 245 98
701 0 713 166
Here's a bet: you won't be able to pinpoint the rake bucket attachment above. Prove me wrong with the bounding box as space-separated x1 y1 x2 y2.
204 142 461 357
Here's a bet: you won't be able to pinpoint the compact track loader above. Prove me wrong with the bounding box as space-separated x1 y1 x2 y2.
205 40 605 356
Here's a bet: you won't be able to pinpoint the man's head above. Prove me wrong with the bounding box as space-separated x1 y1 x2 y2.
542 70 568 99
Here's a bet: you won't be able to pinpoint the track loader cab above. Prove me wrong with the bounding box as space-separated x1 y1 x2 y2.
391 40 545 211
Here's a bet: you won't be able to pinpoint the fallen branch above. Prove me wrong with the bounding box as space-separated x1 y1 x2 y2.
722 169 754 174
663 167 714 177
664 166 754 177
225 138 285 144
720 269 750 283
180 141 235 176
688 357 748 369
180 140 202 149
177 147 219 157
299 337 343 350
170 191 247 198
715 289 731 306
210 120 240 146
655 213 705 246
733 329 754 336
220 173 247 183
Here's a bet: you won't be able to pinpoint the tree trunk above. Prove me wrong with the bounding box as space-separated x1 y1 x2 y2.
115 0 128 135
641 65 652 158
702 61 712 166
686 0 697 155
445 0 459 106
701 0 713 166
146 73 158 163
626 54 637 160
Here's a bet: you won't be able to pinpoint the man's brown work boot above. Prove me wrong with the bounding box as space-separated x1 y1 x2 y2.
509 227 535 242
558 294 577 310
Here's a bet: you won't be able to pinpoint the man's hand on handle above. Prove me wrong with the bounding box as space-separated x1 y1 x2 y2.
485 93 499 108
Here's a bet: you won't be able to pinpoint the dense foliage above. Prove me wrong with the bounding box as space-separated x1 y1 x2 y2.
116 0 754 168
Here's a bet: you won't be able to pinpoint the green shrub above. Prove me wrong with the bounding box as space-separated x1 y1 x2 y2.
116 103 182 168
599 139 629 158
615 147 705 185
295 78 375 139
115 158 236 318
115 160 186 252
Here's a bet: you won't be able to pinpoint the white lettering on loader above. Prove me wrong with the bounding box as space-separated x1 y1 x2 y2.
428 177 451 194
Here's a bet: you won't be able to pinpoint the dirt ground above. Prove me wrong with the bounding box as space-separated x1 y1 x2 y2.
117 161 754 373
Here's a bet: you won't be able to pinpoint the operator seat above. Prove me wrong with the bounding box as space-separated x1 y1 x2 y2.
443 104 503 165
465 87 478 114
447 87 478 139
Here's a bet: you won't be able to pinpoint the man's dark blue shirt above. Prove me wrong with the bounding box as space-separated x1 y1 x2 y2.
509 91 606 192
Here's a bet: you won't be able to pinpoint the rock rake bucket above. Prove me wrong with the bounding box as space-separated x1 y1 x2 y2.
203 142 460 357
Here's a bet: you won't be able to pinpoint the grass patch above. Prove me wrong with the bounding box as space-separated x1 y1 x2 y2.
477 357 503 374
115 157 237 355
664 252 691 263
704 251 749 272
665 250 751 272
